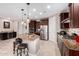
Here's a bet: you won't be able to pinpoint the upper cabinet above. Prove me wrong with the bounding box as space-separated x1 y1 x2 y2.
69 3 79 28
40 18 48 25
29 20 36 33
60 12 69 22
60 3 79 29
60 12 69 29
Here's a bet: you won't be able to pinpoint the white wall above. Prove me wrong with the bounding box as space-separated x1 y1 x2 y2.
49 14 60 43
0 19 29 36
0 20 14 32
17 21 29 35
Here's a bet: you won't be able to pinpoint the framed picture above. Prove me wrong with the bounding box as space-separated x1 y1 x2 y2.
4 21 10 28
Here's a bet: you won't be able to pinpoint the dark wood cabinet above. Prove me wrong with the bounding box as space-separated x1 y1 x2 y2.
60 23 69 29
62 43 69 56
13 32 17 37
69 3 79 28
29 20 36 33
2 33 8 40
36 21 40 29
57 36 79 56
60 23 64 29
29 20 40 35
63 44 79 56
60 13 69 22
60 12 69 29
29 18 48 34
64 23 69 28
0 32 17 40
40 18 48 25
60 3 79 28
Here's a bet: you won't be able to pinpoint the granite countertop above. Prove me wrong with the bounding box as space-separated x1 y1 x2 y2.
63 39 79 51
17 33 40 41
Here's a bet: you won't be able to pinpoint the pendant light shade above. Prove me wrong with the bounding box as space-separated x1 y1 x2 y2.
21 3 31 27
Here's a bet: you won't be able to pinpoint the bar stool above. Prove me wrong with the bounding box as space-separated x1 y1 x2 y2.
13 38 29 56
17 43 29 56
13 38 22 54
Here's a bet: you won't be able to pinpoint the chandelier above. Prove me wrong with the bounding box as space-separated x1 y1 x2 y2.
21 3 30 27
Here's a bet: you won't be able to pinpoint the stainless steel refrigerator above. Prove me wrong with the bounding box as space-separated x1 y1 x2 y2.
40 25 48 40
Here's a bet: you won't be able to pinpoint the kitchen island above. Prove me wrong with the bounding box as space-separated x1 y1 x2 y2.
17 33 40 55
63 39 79 56
57 34 79 56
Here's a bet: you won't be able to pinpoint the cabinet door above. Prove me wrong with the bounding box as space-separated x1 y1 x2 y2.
29 21 36 33
69 3 79 28
61 23 64 29
60 13 64 22
69 3 73 28
64 23 69 28
63 44 69 56
73 3 79 28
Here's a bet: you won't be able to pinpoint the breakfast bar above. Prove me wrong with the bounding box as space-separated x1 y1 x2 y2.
17 34 40 55
57 34 79 56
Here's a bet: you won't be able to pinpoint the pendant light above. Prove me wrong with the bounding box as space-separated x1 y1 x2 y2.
21 3 30 25
21 8 24 25
26 3 30 24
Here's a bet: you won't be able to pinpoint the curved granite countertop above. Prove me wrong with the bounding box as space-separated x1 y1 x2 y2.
63 39 79 51
57 34 79 51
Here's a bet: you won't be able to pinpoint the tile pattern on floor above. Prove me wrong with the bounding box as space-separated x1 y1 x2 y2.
37 40 61 56
0 39 61 56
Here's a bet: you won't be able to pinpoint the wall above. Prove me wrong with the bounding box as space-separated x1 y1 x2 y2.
49 14 60 43
0 19 29 36
17 21 29 35
0 20 14 32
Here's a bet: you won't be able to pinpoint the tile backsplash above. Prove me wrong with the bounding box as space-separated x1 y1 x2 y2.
68 28 79 35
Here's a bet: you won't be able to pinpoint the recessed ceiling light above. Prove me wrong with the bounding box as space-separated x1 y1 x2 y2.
21 21 24 25
47 5 51 9
29 13 31 16
33 8 36 12
40 12 42 15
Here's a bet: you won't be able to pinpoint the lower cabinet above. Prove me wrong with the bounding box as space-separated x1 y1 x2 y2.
63 45 79 56
2 33 8 40
57 37 79 56
0 32 17 40
62 43 69 56
69 50 79 56
13 32 16 37
57 37 63 55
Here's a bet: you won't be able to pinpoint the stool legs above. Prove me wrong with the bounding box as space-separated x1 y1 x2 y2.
20 49 22 56
17 48 18 56
27 48 29 56
23 49 25 54
13 42 16 54
27 47 29 56
13 43 29 56
17 49 25 56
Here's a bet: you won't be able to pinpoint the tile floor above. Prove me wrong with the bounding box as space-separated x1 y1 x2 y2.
0 38 61 56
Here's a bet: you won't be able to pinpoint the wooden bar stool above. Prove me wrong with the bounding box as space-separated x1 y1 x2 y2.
13 38 22 54
17 43 29 56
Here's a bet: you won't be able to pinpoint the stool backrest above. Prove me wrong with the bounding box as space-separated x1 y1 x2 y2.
15 38 22 44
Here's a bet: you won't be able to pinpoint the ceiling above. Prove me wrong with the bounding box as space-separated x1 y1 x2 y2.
0 3 69 21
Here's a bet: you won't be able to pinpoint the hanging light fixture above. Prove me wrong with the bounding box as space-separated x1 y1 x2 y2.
21 3 30 26
21 8 24 25
26 3 30 24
